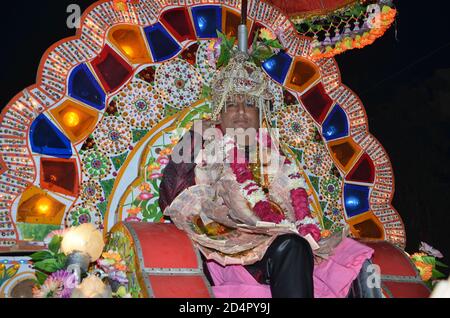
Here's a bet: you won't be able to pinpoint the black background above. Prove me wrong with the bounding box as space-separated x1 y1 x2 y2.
0 0 449 274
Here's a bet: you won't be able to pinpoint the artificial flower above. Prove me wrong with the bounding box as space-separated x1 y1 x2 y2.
102 251 122 262
139 192 154 201
259 28 276 41
419 242 444 258
33 270 78 298
140 183 151 192
159 148 173 156
127 206 142 216
157 156 170 165
299 224 322 243
414 261 433 282
147 163 160 174
109 271 129 285
44 229 69 245
207 38 222 68
114 263 128 272
149 173 164 180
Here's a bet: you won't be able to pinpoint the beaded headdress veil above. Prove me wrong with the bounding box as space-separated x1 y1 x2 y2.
209 1 276 125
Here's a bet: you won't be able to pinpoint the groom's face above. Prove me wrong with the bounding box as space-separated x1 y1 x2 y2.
219 94 260 132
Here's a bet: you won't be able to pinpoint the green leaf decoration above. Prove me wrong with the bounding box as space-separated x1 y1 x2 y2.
56 253 67 269
422 256 436 266
319 201 328 211
217 44 231 68
310 176 320 194
132 129 149 143
253 45 275 62
290 147 304 162
35 271 48 286
265 39 283 49
31 251 54 262
100 179 115 201
435 260 449 268
432 269 447 279
97 201 108 217
112 152 129 171
201 85 212 100
323 216 333 230
164 104 180 118
34 259 59 273
48 236 63 254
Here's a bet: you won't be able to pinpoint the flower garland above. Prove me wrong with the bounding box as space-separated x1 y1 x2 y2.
307 5 397 60
228 137 322 242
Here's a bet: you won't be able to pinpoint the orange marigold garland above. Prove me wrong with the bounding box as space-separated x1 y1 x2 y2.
305 5 398 60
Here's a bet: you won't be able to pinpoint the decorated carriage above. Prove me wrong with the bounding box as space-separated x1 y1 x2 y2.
0 0 434 298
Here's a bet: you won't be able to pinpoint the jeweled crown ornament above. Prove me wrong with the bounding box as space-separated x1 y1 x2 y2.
209 0 283 121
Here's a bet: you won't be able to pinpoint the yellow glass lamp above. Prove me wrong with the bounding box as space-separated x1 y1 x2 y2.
108 24 152 64
35 197 52 215
50 99 99 145
222 7 252 39
17 187 66 225
286 57 321 93
63 111 80 128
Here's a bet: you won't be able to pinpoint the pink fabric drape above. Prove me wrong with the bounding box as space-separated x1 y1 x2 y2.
207 238 374 298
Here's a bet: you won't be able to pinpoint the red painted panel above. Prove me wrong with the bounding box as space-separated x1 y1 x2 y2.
383 281 430 298
347 153 375 184
149 275 211 298
128 223 199 269
300 83 333 124
364 241 418 277
91 45 133 93
40 158 79 197
161 8 196 42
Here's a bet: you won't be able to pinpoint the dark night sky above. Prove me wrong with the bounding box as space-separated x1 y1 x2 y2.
0 1 449 272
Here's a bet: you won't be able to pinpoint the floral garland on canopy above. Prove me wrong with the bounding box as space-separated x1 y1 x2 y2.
292 1 398 60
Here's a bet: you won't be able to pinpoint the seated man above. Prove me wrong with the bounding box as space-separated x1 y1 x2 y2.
159 90 313 298
158 51 373 298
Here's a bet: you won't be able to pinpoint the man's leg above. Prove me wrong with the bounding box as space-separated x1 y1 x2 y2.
245 234 315 298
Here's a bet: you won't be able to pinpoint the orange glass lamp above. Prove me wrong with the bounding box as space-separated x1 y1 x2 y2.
50 99 99 145
347 211 385 241
222 7 252 39
286 57 321 94
328 137 363 174
108 24 152 64
17 187 66 225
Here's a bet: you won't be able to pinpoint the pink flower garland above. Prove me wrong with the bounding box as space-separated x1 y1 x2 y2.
230 161 284 224
229 139 322 242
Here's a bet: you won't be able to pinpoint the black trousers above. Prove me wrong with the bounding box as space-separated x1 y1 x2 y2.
203 234 315 298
